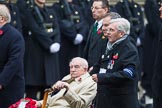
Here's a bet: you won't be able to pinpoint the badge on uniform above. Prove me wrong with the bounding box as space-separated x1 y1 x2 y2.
107 53 119 69
99 68 107 73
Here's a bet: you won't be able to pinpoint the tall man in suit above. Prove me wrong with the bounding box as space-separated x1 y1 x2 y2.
36 57 97 108
151 1 162 108
0 4 25 108
91 18 139 108
83 0 109 68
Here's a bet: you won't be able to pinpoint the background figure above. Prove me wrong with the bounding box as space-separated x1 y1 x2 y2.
0 0 22 33
17 0 61 100
140 0 162 107
91 18 139 108
151 1 162 108
0 4 25 108
72 0 94 28
83 0 109 68
36 57 97 108
52 0 89 78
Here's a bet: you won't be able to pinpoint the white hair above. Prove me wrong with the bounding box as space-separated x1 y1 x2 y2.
70 57 88 69
109 18 130 35
0 4 11 23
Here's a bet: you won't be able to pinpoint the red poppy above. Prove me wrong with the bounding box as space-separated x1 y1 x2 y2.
113 53 119 60
97 29 102 35
0 29 4 35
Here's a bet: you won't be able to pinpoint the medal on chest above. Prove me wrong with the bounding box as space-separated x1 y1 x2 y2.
106 53 119 70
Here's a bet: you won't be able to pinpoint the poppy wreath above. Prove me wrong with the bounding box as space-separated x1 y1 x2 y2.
9 98 37 108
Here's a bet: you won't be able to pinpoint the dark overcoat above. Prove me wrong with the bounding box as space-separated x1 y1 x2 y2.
53 1 89 77
17 0 61 86
91 37 139 108
142 0 161 97
0 24 25 108
6 3 22 33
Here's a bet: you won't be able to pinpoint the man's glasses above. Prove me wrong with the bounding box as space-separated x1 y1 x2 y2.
91 6 104 10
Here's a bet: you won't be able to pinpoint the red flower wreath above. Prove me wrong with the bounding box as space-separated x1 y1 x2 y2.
0 29 4 36
9 98 37 108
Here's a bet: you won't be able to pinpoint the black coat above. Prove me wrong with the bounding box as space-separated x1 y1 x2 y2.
53 1 89 77
142 0 162 97
6 3 22 33
17 0 61 86
152 26 162 105
115 0 145 42
91 37 139 108
0 24 25 108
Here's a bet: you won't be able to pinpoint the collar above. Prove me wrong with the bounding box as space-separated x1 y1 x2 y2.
95 19 103 30
107 35 128 50
62 72 90 83
75 72 90 83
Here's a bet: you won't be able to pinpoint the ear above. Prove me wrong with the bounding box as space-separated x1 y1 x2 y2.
119 31 125 37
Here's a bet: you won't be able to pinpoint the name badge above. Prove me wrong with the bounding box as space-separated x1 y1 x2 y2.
99 68 106 73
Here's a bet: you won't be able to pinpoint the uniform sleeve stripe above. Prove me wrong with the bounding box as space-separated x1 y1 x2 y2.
123 68 134 77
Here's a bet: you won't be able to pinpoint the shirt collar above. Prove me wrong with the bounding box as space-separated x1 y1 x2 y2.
95 19 103 30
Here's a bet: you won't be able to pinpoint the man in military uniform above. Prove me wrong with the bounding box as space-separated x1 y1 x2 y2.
16 0 61 100
72 0 94 27
151 0 162 108
140 0 162 107
52 0 89 78
0 0 22 33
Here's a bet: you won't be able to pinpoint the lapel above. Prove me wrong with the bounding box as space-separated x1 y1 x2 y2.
89 27 103 49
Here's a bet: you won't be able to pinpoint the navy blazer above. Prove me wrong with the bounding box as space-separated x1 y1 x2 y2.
0 23 25 108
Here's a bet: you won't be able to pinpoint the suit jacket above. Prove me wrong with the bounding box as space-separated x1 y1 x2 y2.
83 23 108 67
43 73 97 108
91 36 139 108
0 23 25 108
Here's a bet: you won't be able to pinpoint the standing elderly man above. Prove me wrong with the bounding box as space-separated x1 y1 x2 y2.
151 1 162 108
91 18 139 108
83 0 109 68
0 4 25 108
36 57 97 108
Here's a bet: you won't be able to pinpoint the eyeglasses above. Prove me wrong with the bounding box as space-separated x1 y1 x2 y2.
91 6 104 10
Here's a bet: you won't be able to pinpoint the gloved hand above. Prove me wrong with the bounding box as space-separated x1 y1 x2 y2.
136 37 141 46
50 42 60 53
74 34 83 45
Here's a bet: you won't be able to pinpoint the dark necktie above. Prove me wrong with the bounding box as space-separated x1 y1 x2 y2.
92 22 98 35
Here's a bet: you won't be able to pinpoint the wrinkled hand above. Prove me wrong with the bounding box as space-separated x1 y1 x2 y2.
52 81 70 90
92 74 98 82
